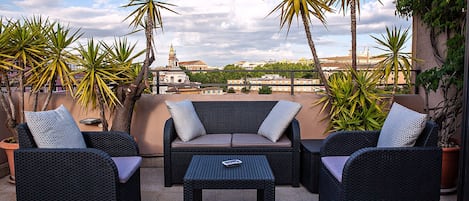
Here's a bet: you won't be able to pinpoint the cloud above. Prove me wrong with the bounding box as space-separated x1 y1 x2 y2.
13 0 62 9
0 0 411 67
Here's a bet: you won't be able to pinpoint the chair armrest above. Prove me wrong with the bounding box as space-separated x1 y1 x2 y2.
163 118 178 151
82 131 139 157
320 130 380 156
15 148 120 201
342 147 442 200
285 118 301 151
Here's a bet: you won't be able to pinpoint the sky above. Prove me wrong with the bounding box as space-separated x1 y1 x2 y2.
0 0 412 67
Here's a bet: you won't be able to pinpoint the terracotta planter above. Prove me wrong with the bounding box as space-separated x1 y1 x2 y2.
0 138 19 184
440 146 460 193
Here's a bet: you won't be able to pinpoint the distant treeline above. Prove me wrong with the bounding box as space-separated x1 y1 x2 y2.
186 63 319 84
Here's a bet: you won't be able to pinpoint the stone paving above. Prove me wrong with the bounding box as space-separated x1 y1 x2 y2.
0 168 457 201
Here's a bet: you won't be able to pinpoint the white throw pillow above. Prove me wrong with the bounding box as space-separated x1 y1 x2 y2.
258 100 302 142
24 105 87 148
165 99 206 142
377 102 427 147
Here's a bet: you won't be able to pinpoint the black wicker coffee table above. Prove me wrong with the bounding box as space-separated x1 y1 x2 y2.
183 155 275 201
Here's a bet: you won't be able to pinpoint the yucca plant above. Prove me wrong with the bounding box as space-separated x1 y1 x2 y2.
27 22 82 111
0 17 49 139
74 39 128 131
372 26 414 103
316 68 388 133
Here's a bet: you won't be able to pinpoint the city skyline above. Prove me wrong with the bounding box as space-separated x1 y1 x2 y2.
0 0 412 67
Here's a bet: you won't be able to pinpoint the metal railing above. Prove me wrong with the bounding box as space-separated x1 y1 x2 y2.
150 69 420 95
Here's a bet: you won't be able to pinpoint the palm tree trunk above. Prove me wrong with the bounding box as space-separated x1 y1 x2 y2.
41 78 56 111
0 72 18 138
351 0 357 70
19 67 25 123
32 92 39 111
301 13 331 95
95 82 108 131
111 9 155 133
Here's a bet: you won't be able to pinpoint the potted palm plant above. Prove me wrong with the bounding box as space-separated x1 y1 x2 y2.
0 17 80 183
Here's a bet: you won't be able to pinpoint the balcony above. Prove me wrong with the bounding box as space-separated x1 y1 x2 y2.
0 66 459 200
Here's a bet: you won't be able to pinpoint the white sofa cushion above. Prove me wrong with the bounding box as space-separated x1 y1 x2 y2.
377 102 427 147
24 105 86 148
258 100 302 142
165 99 207 142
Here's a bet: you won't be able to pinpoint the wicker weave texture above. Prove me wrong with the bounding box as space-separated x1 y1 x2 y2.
15 123 141 201
183 155 275 201
164 101 301 187
319 121 442 201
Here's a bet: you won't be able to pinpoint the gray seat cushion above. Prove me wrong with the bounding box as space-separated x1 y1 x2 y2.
232 133 291 147
171 134 232 148
321 156 350 182
111 156 142 183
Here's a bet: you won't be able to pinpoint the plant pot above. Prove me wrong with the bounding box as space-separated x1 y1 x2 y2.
440 146 460 194
0 138 19 184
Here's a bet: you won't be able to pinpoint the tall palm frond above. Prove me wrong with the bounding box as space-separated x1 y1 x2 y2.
123 0 178 31
268 0 333 94
372 26 413 101
74 39 124 109
74 39 128 131
27 23 82 96
332 0 381 70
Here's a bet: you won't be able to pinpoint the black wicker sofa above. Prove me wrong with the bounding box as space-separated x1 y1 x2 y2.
163 101 301 187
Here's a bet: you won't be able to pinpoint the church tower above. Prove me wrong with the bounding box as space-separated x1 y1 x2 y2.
168 44 179 69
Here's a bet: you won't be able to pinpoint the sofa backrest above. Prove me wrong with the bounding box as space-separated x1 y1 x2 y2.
192 101 277 134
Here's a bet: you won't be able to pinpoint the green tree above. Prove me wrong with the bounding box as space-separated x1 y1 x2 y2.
115 0 177 133
269 0 333 94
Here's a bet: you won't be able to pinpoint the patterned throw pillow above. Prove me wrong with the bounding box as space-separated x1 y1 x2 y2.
165 99 207 142
24 105 87 148
377 102 427 147
258 100 302 142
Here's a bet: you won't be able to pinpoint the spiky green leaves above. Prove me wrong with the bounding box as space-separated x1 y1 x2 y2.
316 68 387 133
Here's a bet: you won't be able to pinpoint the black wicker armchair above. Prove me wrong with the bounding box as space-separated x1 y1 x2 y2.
14 123 141 201
319 121 442 201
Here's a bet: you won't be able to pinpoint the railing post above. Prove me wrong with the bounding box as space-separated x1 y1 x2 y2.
290 71 294 95
156 71 160 95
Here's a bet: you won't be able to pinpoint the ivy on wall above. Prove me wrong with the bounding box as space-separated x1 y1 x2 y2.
395 0 466 147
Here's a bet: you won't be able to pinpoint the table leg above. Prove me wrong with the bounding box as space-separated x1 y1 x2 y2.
257 184 275 201
193 189 202 201
184 187 202 201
